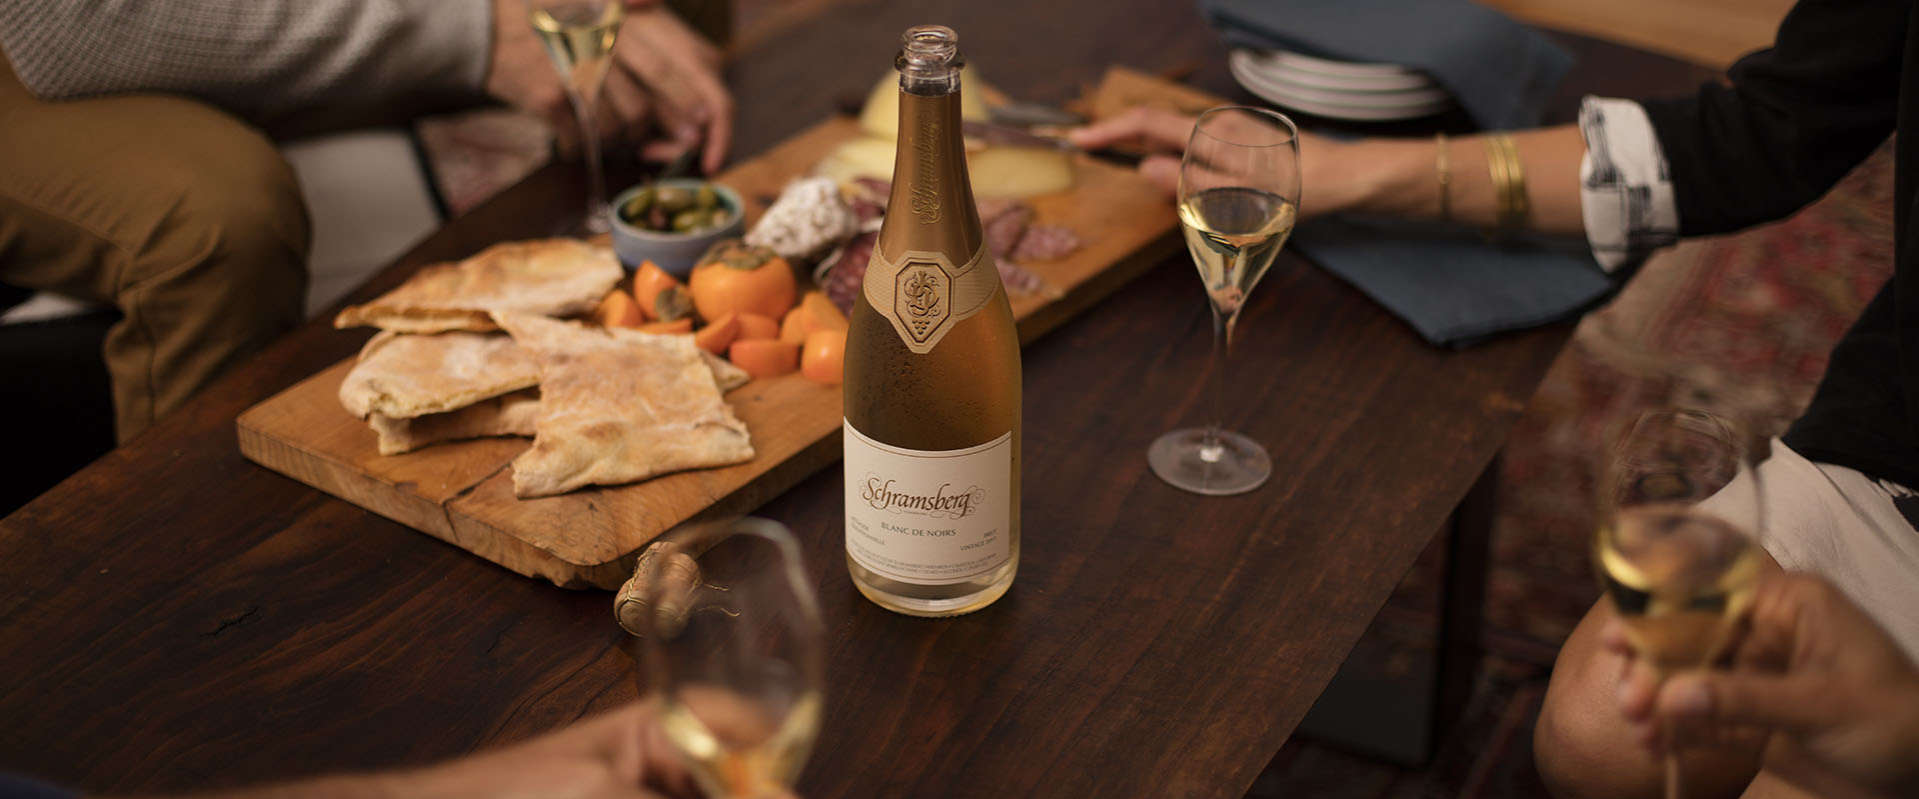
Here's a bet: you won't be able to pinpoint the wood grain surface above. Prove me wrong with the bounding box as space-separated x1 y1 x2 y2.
0 2 1715 796
237 114 1176 589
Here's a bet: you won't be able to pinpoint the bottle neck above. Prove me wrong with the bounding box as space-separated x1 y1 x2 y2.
882 86 982 260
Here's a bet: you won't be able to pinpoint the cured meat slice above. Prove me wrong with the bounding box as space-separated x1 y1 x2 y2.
1011 224 1083 262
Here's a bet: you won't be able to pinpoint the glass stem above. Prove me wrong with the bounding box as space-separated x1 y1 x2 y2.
571 87 608 233
1203 303 1237 460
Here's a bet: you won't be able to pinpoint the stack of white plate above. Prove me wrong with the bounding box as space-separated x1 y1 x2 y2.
1228 49 1451 121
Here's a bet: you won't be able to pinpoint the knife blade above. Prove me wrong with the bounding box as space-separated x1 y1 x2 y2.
961 120 1144 167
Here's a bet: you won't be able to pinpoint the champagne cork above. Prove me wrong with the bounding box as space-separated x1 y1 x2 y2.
615 543 705 637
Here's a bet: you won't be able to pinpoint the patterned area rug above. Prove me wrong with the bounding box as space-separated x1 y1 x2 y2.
1253 139 1895 797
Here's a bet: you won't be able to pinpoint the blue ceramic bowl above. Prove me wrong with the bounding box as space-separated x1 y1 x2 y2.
607 179 745 277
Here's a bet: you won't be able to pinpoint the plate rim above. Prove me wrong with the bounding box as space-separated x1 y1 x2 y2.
1230 57 1450 121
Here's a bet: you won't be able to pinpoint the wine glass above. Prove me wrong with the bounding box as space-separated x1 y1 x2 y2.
526 0 624 234
1594 409 1765 799
1148 106 1300 496
628 518 824 799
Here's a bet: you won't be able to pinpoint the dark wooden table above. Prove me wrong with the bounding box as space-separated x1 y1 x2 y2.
0 3 1712 796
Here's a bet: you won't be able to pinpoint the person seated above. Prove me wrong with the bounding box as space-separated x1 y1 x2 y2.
1070 0 1919 795
0 0 731 443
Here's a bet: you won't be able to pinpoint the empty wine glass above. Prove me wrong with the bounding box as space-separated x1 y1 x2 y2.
526 0 623 234
1148 106 1299 496
1595 409 1765 799
628 518 823 799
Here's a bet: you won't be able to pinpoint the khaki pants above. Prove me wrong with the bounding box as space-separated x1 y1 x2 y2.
0 55 309 443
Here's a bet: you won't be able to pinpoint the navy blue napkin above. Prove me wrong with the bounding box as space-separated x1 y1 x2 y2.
1289 216 1617 347
1201 0 1573 129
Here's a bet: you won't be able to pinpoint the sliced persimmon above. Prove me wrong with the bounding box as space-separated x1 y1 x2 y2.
735 313 780 341
695 312 742 355
728 338 800 378
632 261 688 321
594 290 644 328
636 317 693 334
801 329 846 385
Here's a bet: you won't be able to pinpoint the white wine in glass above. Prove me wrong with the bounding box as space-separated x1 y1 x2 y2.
1596 503 1763 672
1149 106 1300 496
527 0 622 234
1594 409 1765 799
1179 188 1297 320
630 518 823 799
659 686 822 798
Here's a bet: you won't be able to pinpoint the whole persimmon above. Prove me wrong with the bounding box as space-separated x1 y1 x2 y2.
689 240 798 322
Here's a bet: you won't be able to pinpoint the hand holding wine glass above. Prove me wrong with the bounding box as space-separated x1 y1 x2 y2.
1595 409 1766 799
1148 106 1299 496
628 518 823 799
1611 572 1919 799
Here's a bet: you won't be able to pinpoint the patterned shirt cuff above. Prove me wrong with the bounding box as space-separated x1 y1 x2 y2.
1578 96 1678 272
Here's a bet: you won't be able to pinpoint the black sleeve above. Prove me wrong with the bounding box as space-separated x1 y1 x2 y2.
1639 0 1906 236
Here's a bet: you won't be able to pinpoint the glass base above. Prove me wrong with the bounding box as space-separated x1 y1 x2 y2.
1148 428 1271 496
544 209 611 238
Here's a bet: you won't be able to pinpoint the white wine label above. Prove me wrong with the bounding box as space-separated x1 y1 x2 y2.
863 246 998 354
843 420 1011 585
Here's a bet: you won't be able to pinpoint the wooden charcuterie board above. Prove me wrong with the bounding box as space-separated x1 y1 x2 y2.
238 95 1183 589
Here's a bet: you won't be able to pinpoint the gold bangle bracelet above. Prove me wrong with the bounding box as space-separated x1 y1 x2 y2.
1499 134 1528 227
1484 133 1528 234
1435 132 1452 222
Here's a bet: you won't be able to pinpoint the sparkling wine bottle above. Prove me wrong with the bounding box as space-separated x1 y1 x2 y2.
842 25 1021 617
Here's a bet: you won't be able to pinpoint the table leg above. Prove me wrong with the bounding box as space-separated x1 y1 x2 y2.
1289 454 1499 767
1435 453 1497 747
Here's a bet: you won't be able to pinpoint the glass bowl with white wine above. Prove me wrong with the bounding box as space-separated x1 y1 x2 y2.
1594 408 1766 798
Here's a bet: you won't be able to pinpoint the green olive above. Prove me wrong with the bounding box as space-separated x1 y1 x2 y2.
619 187 654 222
655 186 694 214
672 209 706 232
694 184 718 211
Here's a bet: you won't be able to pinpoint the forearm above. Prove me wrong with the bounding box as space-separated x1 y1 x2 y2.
1314 125 1586 236
103 774 404 799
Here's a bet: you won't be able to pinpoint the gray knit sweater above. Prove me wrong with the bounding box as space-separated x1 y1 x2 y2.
0 0 493 133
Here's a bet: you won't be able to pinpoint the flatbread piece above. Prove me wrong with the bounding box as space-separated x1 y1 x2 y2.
339 331 540 419
335 239 623 333
367 389 541 455
494 313 754 498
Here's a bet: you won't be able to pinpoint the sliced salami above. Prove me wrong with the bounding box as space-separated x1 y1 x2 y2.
820 232 876 313
1011 224 1082 262
996 259 1047 296
982 202 1035 259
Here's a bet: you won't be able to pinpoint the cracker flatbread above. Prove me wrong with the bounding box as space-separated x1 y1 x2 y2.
335 239 623 333
339 331 540 419
494 313 754 498
368 389 541 455
701 351 750 393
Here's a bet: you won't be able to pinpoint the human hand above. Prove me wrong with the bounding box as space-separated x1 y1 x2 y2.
1067 106 1350 213
613 6 733 173
1610 573 1919 799
165 701 711 799
1065 106 1195 194
368 701 705 799
483 0 733 172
